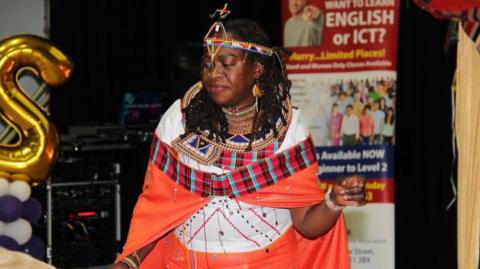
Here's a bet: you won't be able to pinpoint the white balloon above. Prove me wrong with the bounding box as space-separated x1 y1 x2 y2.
4 218 32 245
0 178 9 197
0 220 5 235
8 180 31 202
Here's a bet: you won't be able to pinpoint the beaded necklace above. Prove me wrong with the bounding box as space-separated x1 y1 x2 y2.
173 82 292 165
221 100 257 135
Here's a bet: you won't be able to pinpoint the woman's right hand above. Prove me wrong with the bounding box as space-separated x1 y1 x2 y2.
332 175 367 207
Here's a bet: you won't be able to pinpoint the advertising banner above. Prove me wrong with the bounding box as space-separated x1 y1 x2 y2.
282 0 400 268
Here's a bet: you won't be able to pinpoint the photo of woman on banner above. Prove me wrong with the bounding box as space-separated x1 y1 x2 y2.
359 105 375 145
382 107 395 145
328 103 343 146
284 0 324 47
352 92 365 117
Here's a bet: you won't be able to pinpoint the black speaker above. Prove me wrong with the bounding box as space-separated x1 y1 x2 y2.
40 133 126 268
45 180 120 268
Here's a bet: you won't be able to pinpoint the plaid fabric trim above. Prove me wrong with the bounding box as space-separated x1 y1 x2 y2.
214 145 276 171
413 0 480 22
463 21 480 52
412 2 480 53
150 135 317 198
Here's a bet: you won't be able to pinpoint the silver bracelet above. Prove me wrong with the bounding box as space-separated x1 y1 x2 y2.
325 187 344 211
119 260 135 269
119 256 138 269
132 251 142 265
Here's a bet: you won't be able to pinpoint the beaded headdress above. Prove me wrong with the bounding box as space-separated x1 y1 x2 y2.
204 4 274 60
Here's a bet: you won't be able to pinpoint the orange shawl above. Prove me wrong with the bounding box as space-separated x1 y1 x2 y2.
116 160 350 268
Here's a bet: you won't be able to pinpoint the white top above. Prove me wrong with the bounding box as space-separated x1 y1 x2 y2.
155 100 310 252
341 114 359 138
372 110 385 135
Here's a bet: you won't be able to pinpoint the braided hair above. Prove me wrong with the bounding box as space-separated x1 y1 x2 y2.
183 19 291 145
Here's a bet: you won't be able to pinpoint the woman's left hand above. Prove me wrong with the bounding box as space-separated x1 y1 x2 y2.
332 175 367 207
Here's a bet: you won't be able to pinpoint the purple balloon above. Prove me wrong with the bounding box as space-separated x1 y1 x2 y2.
22 197 43 223
21 235 46 260
0 195 22 222
0 235 20 250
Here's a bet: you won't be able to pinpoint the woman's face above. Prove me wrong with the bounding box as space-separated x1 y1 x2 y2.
332 105 338 113
201 45 262 109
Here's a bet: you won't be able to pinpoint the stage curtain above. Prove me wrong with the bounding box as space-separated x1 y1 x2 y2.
456 24 480 269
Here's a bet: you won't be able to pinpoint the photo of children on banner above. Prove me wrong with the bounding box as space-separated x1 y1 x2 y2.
284 0 324 47
327 77 396 146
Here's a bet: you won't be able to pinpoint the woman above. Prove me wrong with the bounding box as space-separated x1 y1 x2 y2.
383 107 395 145
359 105 374 145
379 97 387 113
110 16 366 269
329 103 342 146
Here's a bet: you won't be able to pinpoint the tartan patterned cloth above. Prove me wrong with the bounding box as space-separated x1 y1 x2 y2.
213 143 277 171
462 21 480 52
413 0 480 52
150 134 317 198
413 1 480 21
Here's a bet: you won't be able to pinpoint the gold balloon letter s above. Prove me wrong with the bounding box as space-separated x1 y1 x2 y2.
0 35 73 184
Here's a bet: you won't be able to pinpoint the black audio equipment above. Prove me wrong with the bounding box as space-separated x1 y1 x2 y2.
45 180 120 268
42 128 129 268
37 124 152 268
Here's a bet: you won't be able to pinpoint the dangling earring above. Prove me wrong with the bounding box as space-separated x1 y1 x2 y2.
252 83 262 112
252 83 262 97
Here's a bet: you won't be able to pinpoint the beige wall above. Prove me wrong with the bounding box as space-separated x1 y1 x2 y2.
0 0 46 38
0 0 48 137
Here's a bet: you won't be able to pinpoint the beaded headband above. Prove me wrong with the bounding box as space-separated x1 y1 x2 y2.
204 4 274 58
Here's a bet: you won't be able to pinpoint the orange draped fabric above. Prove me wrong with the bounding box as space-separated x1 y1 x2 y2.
147 227 300 268
117 161 350 268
